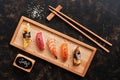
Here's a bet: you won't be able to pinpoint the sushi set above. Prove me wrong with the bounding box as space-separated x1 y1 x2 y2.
10 16 96 77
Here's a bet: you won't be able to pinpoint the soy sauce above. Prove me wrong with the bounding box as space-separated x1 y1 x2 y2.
15 57 32 69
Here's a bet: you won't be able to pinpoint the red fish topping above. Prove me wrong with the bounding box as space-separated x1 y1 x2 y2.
36 32 45 51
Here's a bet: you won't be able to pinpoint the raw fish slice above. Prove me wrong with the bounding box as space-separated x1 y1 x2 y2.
60 43 68 61
22 23 31 48
73 46 81 66
36 32 45 51
47 38 57 59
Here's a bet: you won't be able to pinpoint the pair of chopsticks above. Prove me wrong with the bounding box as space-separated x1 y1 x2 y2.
48 5 112 53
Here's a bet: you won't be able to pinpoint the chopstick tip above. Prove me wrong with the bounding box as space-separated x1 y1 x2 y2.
48 8 53 12
48 5 52 8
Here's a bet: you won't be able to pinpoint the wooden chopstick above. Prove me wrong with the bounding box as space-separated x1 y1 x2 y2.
49 5 112 47
49 8 110 53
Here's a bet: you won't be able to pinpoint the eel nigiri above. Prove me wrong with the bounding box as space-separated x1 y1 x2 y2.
22 23 31 48
73 46 81 66
47 38 57 59
60 43 68 61
36 32 45 51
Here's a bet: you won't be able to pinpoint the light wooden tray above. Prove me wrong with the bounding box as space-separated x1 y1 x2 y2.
10 16 96 77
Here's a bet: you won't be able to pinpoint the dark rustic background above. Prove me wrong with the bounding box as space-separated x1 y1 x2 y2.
0 0 119 80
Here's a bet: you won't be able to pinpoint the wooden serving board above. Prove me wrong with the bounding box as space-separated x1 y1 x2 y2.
10 16 96 77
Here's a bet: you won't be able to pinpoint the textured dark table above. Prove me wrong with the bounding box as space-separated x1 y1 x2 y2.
0 0 119 80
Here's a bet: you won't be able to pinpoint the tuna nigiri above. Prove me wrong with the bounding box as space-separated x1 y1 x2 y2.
36 32 45 51
22 23 31 48
60 43 68 61
47 38 57 59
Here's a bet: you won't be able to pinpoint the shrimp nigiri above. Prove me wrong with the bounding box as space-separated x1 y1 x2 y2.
60 43 68 61
47 38 57 59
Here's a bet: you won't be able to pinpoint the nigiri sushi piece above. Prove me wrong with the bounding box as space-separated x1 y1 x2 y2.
36 32 45 51
22 23 31 48
73 46 81 66
60 43 68 61
47 38 57 59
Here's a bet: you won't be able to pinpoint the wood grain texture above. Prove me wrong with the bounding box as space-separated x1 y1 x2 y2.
10 16 96 77
46 5 63 21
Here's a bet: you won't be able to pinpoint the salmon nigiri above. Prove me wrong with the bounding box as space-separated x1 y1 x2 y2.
60 43 68 61
47 38 57 59
22 23 31 48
